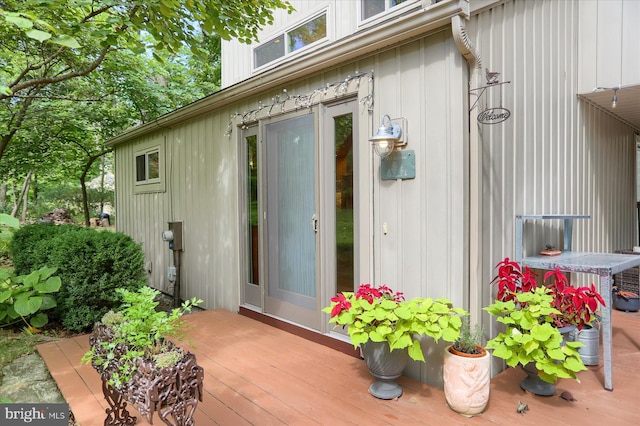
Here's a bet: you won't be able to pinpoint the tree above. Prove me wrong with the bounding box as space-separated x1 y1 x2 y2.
0 0 292 224
0 0 294 163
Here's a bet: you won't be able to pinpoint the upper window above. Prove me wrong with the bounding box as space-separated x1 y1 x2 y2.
254 12 327 69
135 149 160 184
361 0 409 21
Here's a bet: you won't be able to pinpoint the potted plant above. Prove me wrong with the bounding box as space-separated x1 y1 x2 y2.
543 267 605 332
82 286 203 426
323 283 466 399
484 258 587 396
443 317 490 416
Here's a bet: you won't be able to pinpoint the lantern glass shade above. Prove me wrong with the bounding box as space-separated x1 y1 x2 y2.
369 115 402 158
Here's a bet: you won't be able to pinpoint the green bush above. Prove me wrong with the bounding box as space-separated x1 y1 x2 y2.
10 223 80 274
10 224 146 331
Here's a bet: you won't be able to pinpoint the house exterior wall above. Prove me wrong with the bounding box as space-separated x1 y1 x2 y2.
115 23 468 388
111 0 637 389
466 0 638 365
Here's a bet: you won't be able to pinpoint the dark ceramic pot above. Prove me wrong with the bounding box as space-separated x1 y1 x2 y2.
361 340 409 399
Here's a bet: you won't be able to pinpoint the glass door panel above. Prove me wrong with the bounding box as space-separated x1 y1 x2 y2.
243 128 261 308
334 114 355 294
264 113 318 327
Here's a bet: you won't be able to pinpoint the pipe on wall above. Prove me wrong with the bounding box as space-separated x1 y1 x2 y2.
451 14 483 326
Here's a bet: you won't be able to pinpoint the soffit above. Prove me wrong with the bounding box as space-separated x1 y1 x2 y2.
579 85 640 133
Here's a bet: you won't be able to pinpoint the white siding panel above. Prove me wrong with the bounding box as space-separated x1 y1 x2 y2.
621 0 640 87
577 0 640 92
469 1 637 377
368 30 468 387
115 111 241 312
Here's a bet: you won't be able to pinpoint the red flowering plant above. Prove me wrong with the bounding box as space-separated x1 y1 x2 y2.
543 268 605 330
323 284 466 362
492 258 604 330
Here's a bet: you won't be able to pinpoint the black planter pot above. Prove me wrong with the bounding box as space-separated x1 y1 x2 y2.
361 341 409 399
520 364 555 396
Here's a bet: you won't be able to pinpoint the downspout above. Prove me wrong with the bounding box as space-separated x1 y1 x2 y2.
451 14 483 327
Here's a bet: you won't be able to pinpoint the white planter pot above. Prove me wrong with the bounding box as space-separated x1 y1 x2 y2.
443 345 491 416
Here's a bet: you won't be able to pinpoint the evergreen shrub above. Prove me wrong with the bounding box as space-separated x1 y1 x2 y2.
10 223 79 274
10 224 146 331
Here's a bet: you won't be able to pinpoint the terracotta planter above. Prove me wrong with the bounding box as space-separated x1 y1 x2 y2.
360 340 409 399
89 323 204 426
443 345 490 416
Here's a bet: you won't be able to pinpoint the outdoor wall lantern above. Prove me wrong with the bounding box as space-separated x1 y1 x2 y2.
611 88 618 109
369 114 405 158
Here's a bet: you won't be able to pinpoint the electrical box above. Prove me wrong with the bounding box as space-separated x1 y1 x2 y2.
167 266 176 282
162 221 183 251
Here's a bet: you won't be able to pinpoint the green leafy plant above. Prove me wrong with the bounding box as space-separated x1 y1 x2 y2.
0 213 19 242
484 258 586 384
82 286 202 389
323 284 467 362
451 317 484 355
0 266 61 330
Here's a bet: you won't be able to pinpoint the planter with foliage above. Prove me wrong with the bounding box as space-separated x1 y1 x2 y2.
323 284 466 399
443 318 490 416
83 286 203 426
484 258 587 396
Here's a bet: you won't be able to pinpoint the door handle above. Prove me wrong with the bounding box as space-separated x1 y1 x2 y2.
312 214 318 233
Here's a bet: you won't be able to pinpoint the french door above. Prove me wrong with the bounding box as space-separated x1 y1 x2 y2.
241 100 359 331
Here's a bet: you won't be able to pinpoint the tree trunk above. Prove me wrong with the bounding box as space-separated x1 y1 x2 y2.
81 150 111 227
21 191 28 222
11 171 32 218
0 183 6 211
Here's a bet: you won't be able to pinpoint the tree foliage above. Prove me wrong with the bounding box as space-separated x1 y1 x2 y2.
0 0 292 221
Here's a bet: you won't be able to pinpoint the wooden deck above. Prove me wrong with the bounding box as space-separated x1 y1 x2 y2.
37 308 640 426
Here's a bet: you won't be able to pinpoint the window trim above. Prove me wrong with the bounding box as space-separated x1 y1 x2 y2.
135 149 160 184
358 0 418 26
253 9 329 71
133 139 165 194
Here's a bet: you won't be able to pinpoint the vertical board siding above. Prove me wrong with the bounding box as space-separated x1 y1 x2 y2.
468 0 637 370
222 1 338 87
577 0 640 91
369 30 468 388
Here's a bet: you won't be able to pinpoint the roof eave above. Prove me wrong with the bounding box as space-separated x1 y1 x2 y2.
107 0 469 147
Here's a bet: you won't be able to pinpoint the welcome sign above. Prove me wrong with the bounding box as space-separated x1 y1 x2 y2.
477 107 511 124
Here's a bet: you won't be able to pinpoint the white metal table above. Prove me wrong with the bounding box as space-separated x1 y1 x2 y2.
514 214 640 391
518 251 640 391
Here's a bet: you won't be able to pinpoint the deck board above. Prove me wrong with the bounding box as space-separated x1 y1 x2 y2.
37 308 640 426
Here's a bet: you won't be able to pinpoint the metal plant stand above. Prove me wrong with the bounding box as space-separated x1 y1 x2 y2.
515 214 640 391
90 324 204 426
